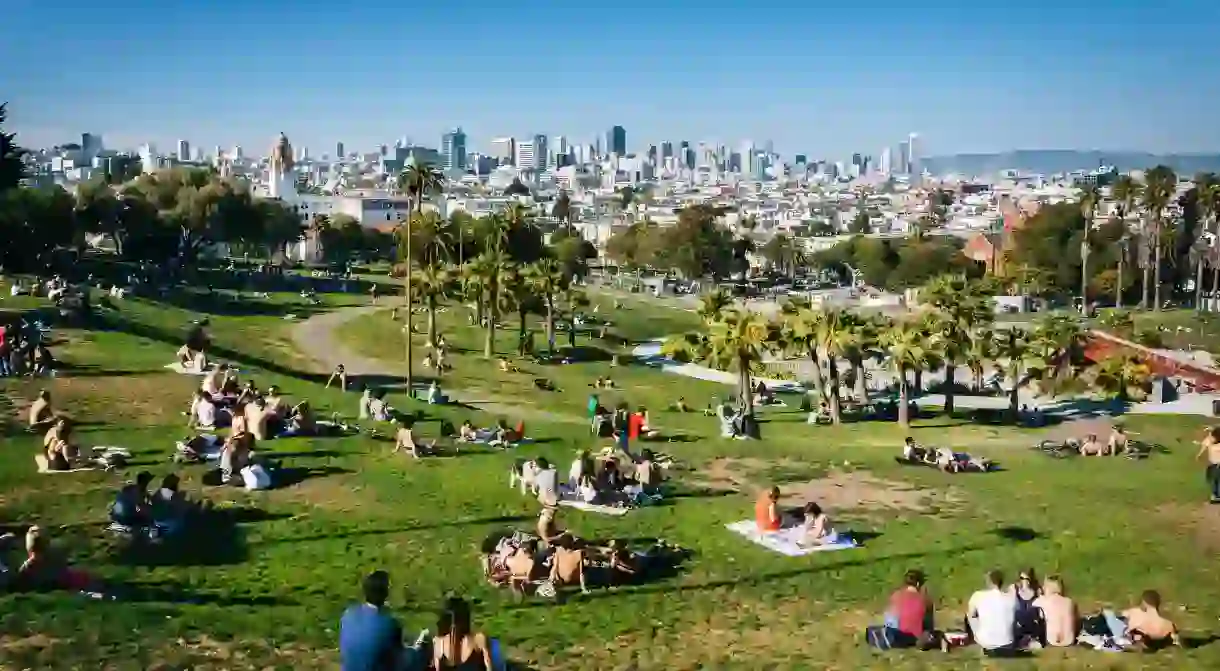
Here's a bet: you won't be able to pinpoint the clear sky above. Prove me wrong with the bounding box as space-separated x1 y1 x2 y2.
4 0 1219 159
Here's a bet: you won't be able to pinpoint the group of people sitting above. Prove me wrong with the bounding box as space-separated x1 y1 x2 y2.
340 571 501 671
0 321 55 378
513 447 665 510
189 372 318 439
871 568 1180 655
482 507 684 599
754 486 842 548
0 526 103 595
457 418 524 448
899 437 995 473
1072 426 1134 457
588 397 660 449
108 471 197 538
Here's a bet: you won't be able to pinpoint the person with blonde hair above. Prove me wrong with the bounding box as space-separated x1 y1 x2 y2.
1033 575 1078 647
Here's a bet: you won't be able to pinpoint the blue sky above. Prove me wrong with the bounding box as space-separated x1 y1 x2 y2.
4 0 1219 158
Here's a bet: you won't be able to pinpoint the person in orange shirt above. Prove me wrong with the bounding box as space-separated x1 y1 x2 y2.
755 486 783 533
627 410 644 441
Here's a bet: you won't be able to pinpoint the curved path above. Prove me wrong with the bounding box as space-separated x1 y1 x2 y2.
289 305 586 424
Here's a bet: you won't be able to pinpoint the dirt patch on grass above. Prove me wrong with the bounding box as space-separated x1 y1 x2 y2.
691 458 955 513
6 373 196 427
0 634 63 654
1155 503 1220 553
275 472 380 513
145 636 331 671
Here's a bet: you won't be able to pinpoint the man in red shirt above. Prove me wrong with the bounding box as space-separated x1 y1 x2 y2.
627 410 644 441
888 569 936 649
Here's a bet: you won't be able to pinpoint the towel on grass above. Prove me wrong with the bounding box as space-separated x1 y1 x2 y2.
34 455 95 474
725 520 858 557
558 499 632 516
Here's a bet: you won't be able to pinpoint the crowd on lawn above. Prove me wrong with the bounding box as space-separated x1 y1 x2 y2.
870 568 1180 655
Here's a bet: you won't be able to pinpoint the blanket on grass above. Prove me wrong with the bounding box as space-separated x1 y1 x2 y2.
724 520 859 557
164 362 208 375
558 499 632 516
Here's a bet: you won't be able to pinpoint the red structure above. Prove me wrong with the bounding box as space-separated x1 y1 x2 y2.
1085 331 1220 392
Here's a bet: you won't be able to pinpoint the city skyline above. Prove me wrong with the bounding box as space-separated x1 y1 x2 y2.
5 0 1220 156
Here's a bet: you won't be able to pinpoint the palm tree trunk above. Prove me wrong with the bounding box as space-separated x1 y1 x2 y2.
484 284 497 358
1080 247 1089 316
1153 216 1163 311
545 297 555 353
404 229 414 392
1211 263 1220 313
897 367 910 427
806 351 825 404
1116 256 1124 309
738 360 754 418
827 357 842 425
567 291 577 348
852 358 867 400
517 306 528 355
1008 378 1020 423
1196 258 1205 312
944 365 956 415
427 296 437 347
1141 230 1152 309
914 369 923 394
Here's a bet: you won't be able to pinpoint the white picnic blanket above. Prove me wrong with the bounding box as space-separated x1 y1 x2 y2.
164 362 207 375
558 499 631 516
725 520 858 556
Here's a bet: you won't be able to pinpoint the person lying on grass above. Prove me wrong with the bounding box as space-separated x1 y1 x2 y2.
549 533 590 595
110 471 154 530
27 390 55 431
285 401 316 436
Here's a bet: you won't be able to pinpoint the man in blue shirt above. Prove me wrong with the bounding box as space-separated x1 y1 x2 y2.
340 570 410 670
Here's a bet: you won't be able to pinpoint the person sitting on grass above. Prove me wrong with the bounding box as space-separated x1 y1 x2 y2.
263 385 288 421
797 501 838 547
549 533 590 595
568 450 594 489
201 363 229 397
497 358 519 373
1106 589 1181 650
433 596 494 671
506 539 541 593
458 420 478 443
426 380 448 405
339 570 422 671
1079 433 1105 457
536 506 564 547
27 390 55 431
17 526 99 593
110 471 155 530
368 391 396 422
966 570 1018 656
394 419 427 459
670 396 690 413
1108 425 1131 457
884 569 937 650
220 427 255 484
236 380 260 407
754 486 786 533
245 397 270 441
326 364 348 391
151 473 192 535
1033 575 1077 648
31 343 54 376
188 390 224 430
284 401 317 436
43 418 79 471
176 344 195 368
1010 568 1043 645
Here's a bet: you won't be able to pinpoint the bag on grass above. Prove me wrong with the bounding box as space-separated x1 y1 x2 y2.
865 625 898 650
241 464 272 490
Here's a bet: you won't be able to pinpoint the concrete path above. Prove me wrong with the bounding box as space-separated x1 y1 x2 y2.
289 305 586 425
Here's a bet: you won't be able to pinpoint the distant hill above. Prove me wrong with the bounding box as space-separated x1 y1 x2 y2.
922 150 1220 177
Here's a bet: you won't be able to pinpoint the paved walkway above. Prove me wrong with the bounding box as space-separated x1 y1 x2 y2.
289 305 586 425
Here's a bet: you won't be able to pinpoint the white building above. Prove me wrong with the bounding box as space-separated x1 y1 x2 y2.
490 137 515 165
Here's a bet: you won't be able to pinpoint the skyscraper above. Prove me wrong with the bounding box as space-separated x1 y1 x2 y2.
177 140 190 162
441 128 467 171
660 142 674 160
336 141 345 158
907 133 921 176
606 126 626 156
514 135 548 171
879 147 892 175
233 145 243 160
898 141 910 175
490 137 515 165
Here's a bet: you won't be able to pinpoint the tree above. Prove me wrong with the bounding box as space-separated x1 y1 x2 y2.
0 103 27 192
412 263 453 348
469 251 511 357
317 213 364 263
696 288 734 324
1142 165 1177 309
524 258 566 352
782 307 827 408
502 202 544 263
882 320 936 428
403 210 455 266
551 190 573 233
504 178 531 197
397 161 445 389
1193 174 1220 309
656 205 735 279
920 275 994 414
849 207 871 234
704 309 780 418
993 327 1032 421
760 234 803 277
73 178 120 253
1078 184 1101 314
0 185 77 271
1089 354 1152 401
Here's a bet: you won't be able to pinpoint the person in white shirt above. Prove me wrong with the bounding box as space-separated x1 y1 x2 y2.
189 391 219 429
533 457 558 506
967 570 1018 654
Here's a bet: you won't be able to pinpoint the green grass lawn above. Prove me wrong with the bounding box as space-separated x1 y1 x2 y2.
3 285 1220 669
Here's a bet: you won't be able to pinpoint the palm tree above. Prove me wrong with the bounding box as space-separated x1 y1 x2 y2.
920 275 994 414
469 251 511 358
524 258 566 353
477 212 512 257
1112 175 1142 309
843 314 882 400
781 307 826 408
1089 354 1152 402
1078 184 1101 315
703 309 779 418
502 202 534 260
819 311 864 424
412 263 452 348
696 288 734 324
552 190 574 234
963 328 996 392
882 320 937 428
1142 166 1177 310
409 210 456 266
993 327 1032 421
1194 175 1220 310
396 161 445 390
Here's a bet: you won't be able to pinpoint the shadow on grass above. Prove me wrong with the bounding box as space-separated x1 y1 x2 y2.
113 507 292 568
275 465 354 487
992 526 1040 543
259 448 344 459
256 514 536 547
118 581 298 607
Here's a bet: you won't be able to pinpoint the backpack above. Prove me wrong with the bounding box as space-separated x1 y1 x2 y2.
865 625 898 650
241 464 272 490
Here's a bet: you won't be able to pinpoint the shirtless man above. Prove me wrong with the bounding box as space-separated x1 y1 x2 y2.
1079 434 1105 457
1119 590 1181 649
536 507 563 546
549 534 590 594
27 390 55 430
1196 426 1220 503
394 420 420 458
1108 425 1131 457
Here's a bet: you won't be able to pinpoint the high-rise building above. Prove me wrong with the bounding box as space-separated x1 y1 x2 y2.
514 135 547 171
907 133 921 175
441 128 467 171
380 144 389 156
336 141 345 158
490 137 515 165
647 144 657 165
177 140 190 161
660 142 674 160
679 141 694 170
606 126 626 156
898 141 910 175
741 141 756 176
533 134 548 170
879 147 892 175
794 154 807 165
233 145 243 160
